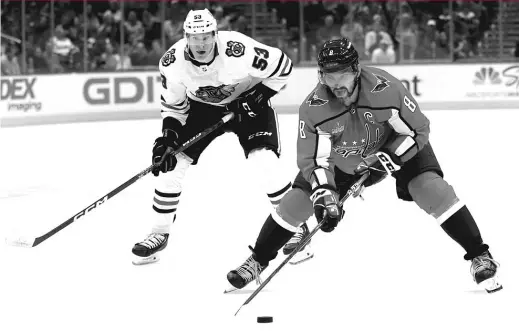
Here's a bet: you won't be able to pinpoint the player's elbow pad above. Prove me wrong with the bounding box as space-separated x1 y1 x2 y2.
162 116 183 135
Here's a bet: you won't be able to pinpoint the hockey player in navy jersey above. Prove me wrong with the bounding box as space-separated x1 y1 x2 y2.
131 9 296 265
226 38 502 293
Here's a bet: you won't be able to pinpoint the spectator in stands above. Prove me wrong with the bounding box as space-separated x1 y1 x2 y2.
49 24 79 72
482 23 499 58
316 15 341 48
233 14 248 34
455 2 480 57
96 10 119 52
117 44 132 70
129 41 148 66
395 11 417 61
125 10 144 45
147 39 164 66
371 38 395 64
340 14 365 60
101 42 120 71
27 45 48 73
108 0 122 24
1 46 21 76
364 14 393 60
214 6 232 31
143 10 162 48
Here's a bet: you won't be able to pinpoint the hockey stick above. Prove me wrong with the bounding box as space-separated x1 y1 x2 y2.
5 113 235 248
234 171 371 316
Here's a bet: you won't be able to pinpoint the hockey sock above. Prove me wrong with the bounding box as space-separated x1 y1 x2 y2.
440 205 489 260
267 182 292 208
253 214 295 265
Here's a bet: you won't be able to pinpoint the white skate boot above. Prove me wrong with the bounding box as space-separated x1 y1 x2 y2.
132 233 169 265
470 251 503 293
282 223 314 265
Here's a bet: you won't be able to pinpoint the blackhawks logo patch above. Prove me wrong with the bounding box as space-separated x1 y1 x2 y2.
225 41 245 57
161 49 176 67
191 84 239 103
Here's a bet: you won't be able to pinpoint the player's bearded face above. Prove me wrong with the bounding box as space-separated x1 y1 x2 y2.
187 32 216 62
320 68 358 99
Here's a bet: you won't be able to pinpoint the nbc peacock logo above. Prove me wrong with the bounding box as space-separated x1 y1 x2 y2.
473 67 502 85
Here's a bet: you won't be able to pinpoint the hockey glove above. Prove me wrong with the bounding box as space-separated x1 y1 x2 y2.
152 117 183 176
310 185 342 233
152 137 177 176
375 150 401 175
226 83 277 120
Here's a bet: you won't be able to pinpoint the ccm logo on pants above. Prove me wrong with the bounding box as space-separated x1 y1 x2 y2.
249 132 272 140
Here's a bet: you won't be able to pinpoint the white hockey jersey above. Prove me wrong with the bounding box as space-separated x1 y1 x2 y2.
158 31 293 125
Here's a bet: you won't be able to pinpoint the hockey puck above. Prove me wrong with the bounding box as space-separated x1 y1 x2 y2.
257 316 273 323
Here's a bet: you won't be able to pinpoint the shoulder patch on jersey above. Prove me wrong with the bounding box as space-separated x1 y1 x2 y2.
161 49 176 67
191 83 239 103
306 92 329 107
371 73 390 93
225 41 245 57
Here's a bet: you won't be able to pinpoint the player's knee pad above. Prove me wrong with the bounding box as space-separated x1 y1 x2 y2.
271 188 314 232
248 148 290 193
408 171 463 224
155 154 192 193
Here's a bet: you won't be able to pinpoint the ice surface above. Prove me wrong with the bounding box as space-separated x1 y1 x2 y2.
1 110 517 331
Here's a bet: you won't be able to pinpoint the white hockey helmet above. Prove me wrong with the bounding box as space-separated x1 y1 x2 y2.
183 9 218 35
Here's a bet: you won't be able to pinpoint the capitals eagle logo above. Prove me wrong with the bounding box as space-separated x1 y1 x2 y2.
371 74 390 93
306 92 329 107
191 84 239 103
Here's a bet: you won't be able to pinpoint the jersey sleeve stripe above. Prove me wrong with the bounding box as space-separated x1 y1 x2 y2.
388 108 416 137
315 132 332 168
394 136 416 156
268 52 285 78
279 59 293 77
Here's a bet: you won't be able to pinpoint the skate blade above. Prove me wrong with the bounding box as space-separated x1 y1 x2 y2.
132 254 160 266
224 286 240 294
289 245 314 265
481 275 503 293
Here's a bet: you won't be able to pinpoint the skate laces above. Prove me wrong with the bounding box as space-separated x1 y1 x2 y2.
287 225 306 245
236 255 263 286
471 252 500 276
140 233 166 249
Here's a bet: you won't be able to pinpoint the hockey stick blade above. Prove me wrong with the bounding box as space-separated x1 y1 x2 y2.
5 236 35 248
233 171 370 316
10 113 234 248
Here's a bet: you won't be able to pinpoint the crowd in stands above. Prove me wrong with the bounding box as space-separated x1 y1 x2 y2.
270 0 504 64
1 0 516 76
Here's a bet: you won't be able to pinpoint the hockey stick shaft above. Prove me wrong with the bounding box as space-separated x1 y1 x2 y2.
8 113 234 248
234 171 371 316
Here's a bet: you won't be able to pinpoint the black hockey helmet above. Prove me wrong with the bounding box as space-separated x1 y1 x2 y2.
317 38 359 73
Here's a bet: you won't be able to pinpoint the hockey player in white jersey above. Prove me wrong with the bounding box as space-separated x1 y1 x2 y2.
131 9 298 265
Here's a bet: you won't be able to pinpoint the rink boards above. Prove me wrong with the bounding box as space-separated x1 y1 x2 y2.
1 63 519 127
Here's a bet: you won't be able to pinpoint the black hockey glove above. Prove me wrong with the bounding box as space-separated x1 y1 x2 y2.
152 117 183 176
226 83 277 120
310 185 342 233
152 137 177 176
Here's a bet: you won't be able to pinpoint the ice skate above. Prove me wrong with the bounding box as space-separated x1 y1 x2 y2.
132 233 169 266
282 223 314 265
470 251 503 293
226 246 267 291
